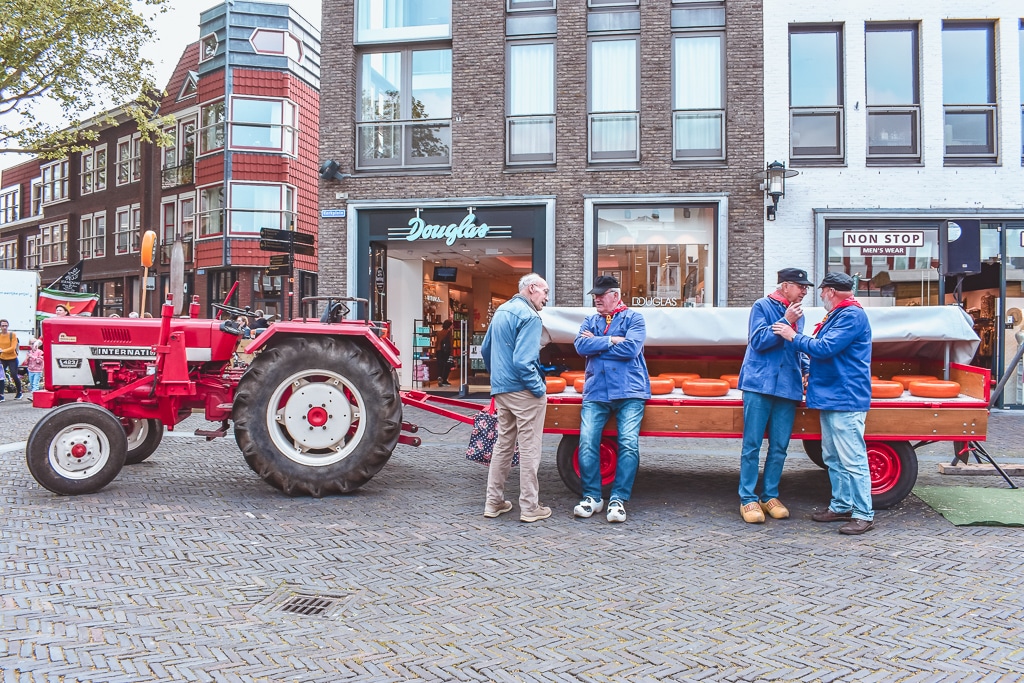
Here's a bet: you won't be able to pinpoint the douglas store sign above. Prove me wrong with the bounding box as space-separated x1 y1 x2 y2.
387 208 511 245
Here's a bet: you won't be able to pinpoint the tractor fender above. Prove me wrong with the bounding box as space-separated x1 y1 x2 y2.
244 321 402 369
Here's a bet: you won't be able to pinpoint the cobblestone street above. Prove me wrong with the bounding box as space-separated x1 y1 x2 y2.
3 398 1023 682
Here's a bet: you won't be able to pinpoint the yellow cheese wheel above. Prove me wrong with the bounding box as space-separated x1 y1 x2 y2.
681 378 731 397
561 370 585 383
871 380 904 399
649 377 676 395
891 374 938 390
908 380 961 399
658 372 701 388
574 378 585 393
720 374 739 389
545 376 567 394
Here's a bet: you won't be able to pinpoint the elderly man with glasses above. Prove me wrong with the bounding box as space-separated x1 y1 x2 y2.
772 272 875 535
572 275 651 524
736 268 812 524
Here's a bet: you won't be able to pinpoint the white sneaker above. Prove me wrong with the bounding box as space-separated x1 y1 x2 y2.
606 499 626 523
573 496 604 518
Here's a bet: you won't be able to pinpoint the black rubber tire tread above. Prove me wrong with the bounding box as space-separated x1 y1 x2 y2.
124 418 164 465
870 441 918 510
26 403 128 495
802 440 826 469
232 335 402 497
555 435 613 498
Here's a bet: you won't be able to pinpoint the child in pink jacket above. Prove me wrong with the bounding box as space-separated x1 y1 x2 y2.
26 339 44 393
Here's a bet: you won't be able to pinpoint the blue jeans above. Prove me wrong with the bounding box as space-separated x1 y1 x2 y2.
738 391 797 505
578 398 645 502
29 371 42 392
820 410 874 521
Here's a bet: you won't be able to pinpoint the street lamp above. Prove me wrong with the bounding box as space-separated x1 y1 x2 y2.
756 160 799 221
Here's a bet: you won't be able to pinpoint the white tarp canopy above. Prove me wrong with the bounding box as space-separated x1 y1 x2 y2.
540 306 980 364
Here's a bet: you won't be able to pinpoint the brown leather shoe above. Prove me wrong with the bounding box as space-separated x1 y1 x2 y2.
811 508 853 523
839 519 875 535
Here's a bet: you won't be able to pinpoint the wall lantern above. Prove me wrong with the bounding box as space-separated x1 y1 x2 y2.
756 160 799 221
319 159 350 181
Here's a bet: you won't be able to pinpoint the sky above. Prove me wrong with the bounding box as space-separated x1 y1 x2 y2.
0 0 322 172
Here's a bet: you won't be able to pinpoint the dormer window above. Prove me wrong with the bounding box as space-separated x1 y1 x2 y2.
179 71 198 100
200 34 219 62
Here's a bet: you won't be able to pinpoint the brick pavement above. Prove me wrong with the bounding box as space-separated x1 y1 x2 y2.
2 398 1023 682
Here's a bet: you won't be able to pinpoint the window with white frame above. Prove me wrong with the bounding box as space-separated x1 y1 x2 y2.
116 134 142 185
80 144 107 194
161 201 176 245
0 187 18 224
866 24 920 162
180 196 195 240
114 204 140 254
25 234 40 269
41 160 69 203
589 37 639 163
356 0 451 43
357 48 452 169
229 183 295 234
589 0 637 6
0 240 17 269
790 25 845 162
673 32 725 161
942 22 997 162
508 0 554 9
80 212 106 259
30 180 42 216
250 29 303 62
1020 20 1024 162
161 117 197 188
200 33 219 62
40 221 68 265
198 185 225 236
230 97 297 154
507 42 555 164
200 101 226 154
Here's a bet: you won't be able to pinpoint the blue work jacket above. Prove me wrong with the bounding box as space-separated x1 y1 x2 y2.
574 308 651 402
738 295 808 402
481 294 545 398
790 304 873 412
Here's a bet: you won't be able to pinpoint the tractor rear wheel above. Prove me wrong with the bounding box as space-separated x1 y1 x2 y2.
26 404 128 495
123 418 164 464
232 336 402 496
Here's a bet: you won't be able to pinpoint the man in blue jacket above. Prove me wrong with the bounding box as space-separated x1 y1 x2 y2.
572 275 651 523
737 267 812 524
480 273 551 523
773 272 875 535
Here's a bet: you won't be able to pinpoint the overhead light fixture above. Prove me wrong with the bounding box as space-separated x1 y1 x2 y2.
755 161 799 221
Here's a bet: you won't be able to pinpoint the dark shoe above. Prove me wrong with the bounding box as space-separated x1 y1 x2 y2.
14 393 22 400
811 508 853 523
839 519 875 535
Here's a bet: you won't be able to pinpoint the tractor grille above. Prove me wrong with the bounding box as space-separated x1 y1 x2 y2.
101 327 133 343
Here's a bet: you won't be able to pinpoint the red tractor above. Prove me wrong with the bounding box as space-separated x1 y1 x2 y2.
27 296 419 496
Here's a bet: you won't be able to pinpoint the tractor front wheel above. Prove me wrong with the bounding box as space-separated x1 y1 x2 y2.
555 435 618 498
123 418 164 465
232 336 402 496
26 404 128 495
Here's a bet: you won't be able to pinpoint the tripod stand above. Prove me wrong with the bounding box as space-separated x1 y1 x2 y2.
948 315 1021 489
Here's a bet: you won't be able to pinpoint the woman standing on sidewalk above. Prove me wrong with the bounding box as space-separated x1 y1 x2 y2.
0 319 23 401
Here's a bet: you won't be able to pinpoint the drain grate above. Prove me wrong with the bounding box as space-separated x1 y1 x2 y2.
275 593 342 617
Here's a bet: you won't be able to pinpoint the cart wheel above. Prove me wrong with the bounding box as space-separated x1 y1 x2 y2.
122 418 164 464
233 336 402 496
868 440 917 509
26 404 128 495
555 435 617 498
802 440 825 469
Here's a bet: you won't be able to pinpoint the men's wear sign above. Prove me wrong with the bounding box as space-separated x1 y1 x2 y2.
843 231 924 257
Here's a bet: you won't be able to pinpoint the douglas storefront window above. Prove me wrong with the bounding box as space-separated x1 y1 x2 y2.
595 205 715 307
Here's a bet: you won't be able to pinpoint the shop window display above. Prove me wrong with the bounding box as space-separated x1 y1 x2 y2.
595 206 715 307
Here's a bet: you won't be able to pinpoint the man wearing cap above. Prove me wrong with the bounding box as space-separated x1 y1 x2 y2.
772 272 875 535
736 268 812 524
572 275 651 523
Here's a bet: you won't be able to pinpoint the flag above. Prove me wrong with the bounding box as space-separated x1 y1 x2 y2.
37 288 99 320
48 260 85 293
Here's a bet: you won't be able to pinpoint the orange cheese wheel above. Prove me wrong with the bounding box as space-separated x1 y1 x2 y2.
561 371 585 383
681 378 730 397
658 372 700 388
891 374 938 390
649 377 676 395
908 380 961 399
871 380 904 399
720 374 739 389
574 378 585 393
545 376 567 394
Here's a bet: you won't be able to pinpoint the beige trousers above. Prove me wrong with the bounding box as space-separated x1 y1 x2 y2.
485 390 547 514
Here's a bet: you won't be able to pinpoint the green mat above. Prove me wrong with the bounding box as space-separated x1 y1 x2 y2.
913 486 1024 526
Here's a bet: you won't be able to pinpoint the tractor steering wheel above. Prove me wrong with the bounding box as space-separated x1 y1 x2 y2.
211 302 251 319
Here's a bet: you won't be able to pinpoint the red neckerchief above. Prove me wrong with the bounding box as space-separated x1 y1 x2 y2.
812 297 862 336
603 303 629 334
768 291 797 330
